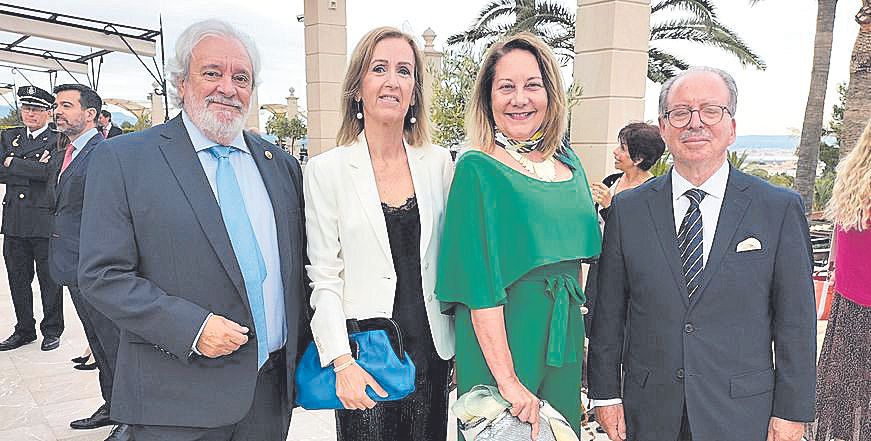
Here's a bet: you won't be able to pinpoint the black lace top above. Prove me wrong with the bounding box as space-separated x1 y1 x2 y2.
381 195 438 365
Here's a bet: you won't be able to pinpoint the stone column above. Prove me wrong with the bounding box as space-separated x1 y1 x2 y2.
149 81 165 127
421 28 443 113
246 89 260 132
570 0 650 183
304 0 347 156
286 87 300 120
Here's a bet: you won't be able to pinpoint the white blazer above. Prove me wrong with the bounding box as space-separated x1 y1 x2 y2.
303 133 456 367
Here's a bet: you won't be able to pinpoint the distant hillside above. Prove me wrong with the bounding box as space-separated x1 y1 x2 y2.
111 112 137 126
733 135 798 150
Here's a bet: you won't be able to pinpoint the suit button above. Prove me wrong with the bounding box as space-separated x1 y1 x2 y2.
684 323 695 333
18 193 24 199
676 368 685 380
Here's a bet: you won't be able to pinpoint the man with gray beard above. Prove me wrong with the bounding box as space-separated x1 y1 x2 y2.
77 20 307 440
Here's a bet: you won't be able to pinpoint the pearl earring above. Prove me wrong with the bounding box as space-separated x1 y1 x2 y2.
408 106 417 124
355 100 363 120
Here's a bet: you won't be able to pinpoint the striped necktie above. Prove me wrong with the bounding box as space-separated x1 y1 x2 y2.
208 145 269 368
678 188 707 297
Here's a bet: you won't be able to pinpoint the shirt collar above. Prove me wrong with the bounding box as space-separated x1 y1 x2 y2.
27 125 48 139
672 159 730 202
181 110 248 154
70 127 99 151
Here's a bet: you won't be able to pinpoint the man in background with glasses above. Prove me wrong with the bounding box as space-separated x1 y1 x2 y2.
589 67 816 441
0 86 64 352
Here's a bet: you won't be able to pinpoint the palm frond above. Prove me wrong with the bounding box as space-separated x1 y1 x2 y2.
651 0 718 24
647 47 690 83
474 0 516 30
446 0 514 45
651 18 766 69
446 26 503 46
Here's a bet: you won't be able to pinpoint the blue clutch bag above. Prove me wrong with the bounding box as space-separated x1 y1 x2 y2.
295 317 416 410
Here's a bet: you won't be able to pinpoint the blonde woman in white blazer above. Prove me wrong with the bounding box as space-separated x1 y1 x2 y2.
303 27 455 441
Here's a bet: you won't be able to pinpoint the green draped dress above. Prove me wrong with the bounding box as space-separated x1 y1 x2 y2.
435 149 601 436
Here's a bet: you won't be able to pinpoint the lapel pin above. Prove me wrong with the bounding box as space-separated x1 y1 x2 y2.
265 150 273 160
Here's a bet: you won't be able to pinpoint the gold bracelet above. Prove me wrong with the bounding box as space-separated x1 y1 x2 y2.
333 359 356 373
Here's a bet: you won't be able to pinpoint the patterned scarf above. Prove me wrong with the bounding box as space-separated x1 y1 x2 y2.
493 128 545 153
493 127 575 170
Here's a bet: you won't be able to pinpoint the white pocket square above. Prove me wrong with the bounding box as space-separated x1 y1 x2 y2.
736 237 762 252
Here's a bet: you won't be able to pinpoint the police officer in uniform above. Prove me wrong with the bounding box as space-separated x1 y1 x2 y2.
0 86 64 351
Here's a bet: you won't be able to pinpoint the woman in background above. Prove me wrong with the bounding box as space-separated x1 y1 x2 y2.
590 122 665 221
808 118 871 441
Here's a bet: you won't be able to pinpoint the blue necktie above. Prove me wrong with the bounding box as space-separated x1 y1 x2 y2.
208 145 269 367
677 188 706 297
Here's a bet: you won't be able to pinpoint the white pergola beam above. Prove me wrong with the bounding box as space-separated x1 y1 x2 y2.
0 15 156 57
0 51 88 74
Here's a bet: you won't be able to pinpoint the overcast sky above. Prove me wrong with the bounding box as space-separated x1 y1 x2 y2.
0 0 860 135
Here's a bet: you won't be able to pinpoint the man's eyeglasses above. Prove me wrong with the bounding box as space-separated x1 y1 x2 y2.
20 106 48 113
663 105 732 129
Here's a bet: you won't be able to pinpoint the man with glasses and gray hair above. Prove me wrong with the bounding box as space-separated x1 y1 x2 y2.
77 19 306 440
588 67 816 441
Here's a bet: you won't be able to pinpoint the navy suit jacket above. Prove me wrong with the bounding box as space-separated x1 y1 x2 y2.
48 131 103 286
77 115 307 427
588 167 817 441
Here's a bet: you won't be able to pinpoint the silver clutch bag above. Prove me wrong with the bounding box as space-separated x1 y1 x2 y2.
453 385 578 441
462 405 560 441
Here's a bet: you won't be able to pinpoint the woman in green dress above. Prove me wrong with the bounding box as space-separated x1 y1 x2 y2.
435 32 601 439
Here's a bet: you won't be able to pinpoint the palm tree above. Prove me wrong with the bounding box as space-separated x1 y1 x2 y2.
648 0 766 82
840 1 871 156
773 0 839 212
447 0 577 64
447 0 766 82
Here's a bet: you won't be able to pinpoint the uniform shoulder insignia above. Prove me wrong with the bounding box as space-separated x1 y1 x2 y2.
11 133 20 147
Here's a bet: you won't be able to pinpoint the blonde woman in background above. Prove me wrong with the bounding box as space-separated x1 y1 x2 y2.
809 118 871 441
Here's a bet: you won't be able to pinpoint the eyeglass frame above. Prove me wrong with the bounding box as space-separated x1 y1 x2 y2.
20 105 49 113
662 104 732 129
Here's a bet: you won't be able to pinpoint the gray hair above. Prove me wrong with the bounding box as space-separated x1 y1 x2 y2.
165 19 261 107
658 66 738 117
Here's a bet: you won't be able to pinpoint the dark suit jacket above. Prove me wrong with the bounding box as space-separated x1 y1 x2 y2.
48 131 103 286
77 115 307 428
107 125 122 138
0 127 59 237
588 167 817 441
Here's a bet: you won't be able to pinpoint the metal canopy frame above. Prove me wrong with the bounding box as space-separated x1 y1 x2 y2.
0 2 168 122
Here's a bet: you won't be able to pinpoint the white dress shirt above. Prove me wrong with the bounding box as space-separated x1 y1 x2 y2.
68 127 98 163
26 124 48 139
590 160 730 408
183 111 286 356
671 160 729 266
